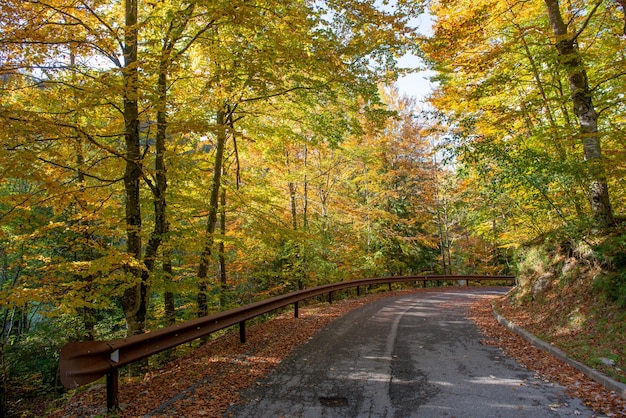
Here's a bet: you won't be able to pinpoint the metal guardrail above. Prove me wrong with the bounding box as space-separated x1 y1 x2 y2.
59 274 515 410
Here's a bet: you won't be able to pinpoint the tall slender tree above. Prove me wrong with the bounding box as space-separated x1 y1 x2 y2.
425 0 623 248
120 0 148 336
543 0 615 227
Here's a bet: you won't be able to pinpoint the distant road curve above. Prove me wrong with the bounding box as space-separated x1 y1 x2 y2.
226 287 594 417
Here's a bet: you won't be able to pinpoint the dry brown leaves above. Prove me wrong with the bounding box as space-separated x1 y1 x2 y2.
48 288 626 417
49 290 423 418
469 295 626 417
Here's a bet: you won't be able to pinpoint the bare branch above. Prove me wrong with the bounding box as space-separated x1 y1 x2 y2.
36 156 124 184
572 0 604 42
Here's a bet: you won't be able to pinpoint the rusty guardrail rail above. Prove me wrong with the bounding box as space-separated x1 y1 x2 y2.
59 274 514 410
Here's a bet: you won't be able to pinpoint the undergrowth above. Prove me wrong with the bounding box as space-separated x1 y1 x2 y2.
502 226 626 384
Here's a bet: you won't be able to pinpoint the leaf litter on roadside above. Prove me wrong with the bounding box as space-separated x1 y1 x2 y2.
50 288 625 417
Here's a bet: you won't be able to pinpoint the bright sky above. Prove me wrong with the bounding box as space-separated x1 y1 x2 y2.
395 56 435 102
394 12 435 102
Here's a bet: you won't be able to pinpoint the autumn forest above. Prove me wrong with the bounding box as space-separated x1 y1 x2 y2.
1 0 625 413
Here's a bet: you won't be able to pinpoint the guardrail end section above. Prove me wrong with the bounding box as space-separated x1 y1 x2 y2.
59 340 113 389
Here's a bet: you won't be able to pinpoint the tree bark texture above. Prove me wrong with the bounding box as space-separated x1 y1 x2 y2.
122 0 148 337
303 146 309 231
543 0 615 227
289 181 298 230
163 255 176 326
218 182 227 308
197 108 228 318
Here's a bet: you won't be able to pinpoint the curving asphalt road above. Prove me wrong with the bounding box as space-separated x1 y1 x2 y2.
225 288 597 417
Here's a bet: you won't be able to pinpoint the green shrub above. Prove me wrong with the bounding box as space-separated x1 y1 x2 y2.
6 322 63 397
593 233 626 308
594 271 626 308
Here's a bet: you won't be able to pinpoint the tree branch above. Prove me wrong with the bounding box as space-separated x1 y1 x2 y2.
572 0 604 42
35 156 124 184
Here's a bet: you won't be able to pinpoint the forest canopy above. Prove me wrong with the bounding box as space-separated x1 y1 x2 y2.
0 4 446 399
1 0 625 412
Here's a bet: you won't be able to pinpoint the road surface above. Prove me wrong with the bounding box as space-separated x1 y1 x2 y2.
226 288 596 417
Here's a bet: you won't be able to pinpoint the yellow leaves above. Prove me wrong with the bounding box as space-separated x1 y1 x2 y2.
33 254 52 264
0 287 42 309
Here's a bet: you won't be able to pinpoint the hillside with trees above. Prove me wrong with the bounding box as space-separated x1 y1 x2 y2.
1 0 625 415
424 0 626 396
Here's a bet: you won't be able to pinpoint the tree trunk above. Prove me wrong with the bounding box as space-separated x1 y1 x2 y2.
544 0 615 227
285 148 299 231
151 1 199 330
433 157 451 276
71 50 98 341
289 181 298 230
218 181 227 308
492 218 499 268
76 145 97 340
437 205 447 275
437 196 452 275
1 341 6 417
143 64 169 271
121 0 148 337
163 253 176 326
303 145 309 231
197 108 228 317
141 48 174 326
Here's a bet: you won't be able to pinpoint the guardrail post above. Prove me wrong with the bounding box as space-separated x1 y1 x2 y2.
388 282 392 291
356 286 360 296
106 369 119 412
294 301 299 318
239 320 246 343
58 273 516 412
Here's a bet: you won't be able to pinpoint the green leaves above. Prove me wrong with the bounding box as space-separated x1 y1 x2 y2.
426 0 625 246
0 0 427 328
